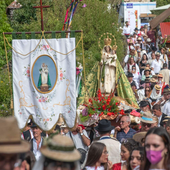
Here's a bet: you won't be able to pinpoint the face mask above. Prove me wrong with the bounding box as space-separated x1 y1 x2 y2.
146 150 163 164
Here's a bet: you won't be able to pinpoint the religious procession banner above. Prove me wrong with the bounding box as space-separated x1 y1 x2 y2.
12 38 76 131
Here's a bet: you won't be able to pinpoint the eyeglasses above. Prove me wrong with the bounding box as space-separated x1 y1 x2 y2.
120 121 125 124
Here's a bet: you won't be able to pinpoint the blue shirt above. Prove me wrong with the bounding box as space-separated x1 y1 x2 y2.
117 128 136 143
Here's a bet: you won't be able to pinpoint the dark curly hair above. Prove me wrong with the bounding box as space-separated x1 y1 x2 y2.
127 147 144 170
121 138 139 155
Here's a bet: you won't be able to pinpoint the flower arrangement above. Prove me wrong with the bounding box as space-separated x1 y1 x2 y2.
80 89 125 123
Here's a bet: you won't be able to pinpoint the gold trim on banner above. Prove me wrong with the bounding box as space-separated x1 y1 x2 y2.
19 81 38 108
3 31 83 56
53 79 71 107
31 54 58 94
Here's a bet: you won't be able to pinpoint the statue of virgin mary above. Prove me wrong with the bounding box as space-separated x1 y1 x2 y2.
100 37 117 94
38 63 51 90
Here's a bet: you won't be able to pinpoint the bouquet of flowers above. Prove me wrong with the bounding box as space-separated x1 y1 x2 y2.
80 89 125 123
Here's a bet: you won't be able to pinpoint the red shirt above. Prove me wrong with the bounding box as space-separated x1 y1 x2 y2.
112 163 121 170
147 30 155 43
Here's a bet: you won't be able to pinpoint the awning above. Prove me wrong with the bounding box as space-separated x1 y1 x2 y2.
160 22 170 43
151 4 170 11
150 7 170 29
140 14 156 18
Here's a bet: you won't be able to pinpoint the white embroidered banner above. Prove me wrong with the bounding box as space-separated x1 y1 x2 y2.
12 38 76 131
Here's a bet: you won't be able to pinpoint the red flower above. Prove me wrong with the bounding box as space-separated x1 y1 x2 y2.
116 102 119 106
89 98 92 103
107 112 112 116
99 112 104 116
120 109 125 115
92 108 95 111
112 112 115 115
108 108 111 111
102 105 106 110
89 113 92 117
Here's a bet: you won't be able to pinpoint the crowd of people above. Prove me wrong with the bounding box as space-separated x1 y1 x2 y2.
123 22 170 116
2 23 170 170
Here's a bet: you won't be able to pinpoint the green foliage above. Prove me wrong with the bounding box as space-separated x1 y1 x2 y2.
9 0 125 74
0 0 13 67
10 0 38 31
156 0 170 8
152 0 170 22
0 69 12 117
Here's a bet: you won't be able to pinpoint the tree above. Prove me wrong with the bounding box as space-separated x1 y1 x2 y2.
0 0 13 67
9 0 126 74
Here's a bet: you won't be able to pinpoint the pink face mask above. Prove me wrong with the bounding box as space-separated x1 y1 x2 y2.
146 150 163 164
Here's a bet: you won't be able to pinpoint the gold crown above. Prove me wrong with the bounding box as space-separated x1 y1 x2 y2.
112 45 117 51
104 36 112 46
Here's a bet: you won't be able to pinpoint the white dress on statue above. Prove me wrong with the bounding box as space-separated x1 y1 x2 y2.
100 51 117 94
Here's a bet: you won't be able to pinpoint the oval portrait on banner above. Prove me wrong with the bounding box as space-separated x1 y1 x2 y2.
31 55 58 94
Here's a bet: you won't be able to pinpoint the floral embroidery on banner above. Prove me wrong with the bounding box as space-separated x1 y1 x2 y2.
18 108 26 117
39 44 52 52
36 108 55 127
59 68 66 81
23 64 30 77
33 90 56 103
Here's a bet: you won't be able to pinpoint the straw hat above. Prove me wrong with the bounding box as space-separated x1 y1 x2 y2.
129 39 133 44
144 67 150 71
150 78 157 83
155 52 161 56
133 132 147 145
158 73 163 78
40 134 81 162
137 37 142 41
140 111 156 124
163 116 170 123
163 88 170 94
0 117 30 154
155 84 161 91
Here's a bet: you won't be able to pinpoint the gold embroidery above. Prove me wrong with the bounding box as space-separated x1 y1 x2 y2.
19 81 38 108
53 79 71 107
42 107 48 110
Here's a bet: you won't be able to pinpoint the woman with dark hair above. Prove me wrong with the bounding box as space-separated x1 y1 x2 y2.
85 142 112 170
127 147 144 170
140 127 170 170
112 139 138 170
139 53 148 74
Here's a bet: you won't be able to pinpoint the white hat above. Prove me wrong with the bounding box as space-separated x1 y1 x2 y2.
147 38 152 42
130 46 135 50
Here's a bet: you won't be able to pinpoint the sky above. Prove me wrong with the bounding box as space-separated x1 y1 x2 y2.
32 55 57 90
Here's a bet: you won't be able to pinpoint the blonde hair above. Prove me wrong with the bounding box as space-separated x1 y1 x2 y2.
152 116 158 126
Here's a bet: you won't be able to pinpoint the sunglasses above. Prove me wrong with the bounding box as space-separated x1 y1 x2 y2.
142 122 151 127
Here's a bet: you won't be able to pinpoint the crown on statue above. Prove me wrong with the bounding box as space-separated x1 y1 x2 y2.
112 45 117 51
104 36 112 46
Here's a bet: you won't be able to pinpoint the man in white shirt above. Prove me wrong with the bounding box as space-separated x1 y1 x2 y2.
66 123 90 152
159 63 170 85
151 52 162 74
31 123 44 161
95 119 121 165
155 87 170 113
123 21 131 38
